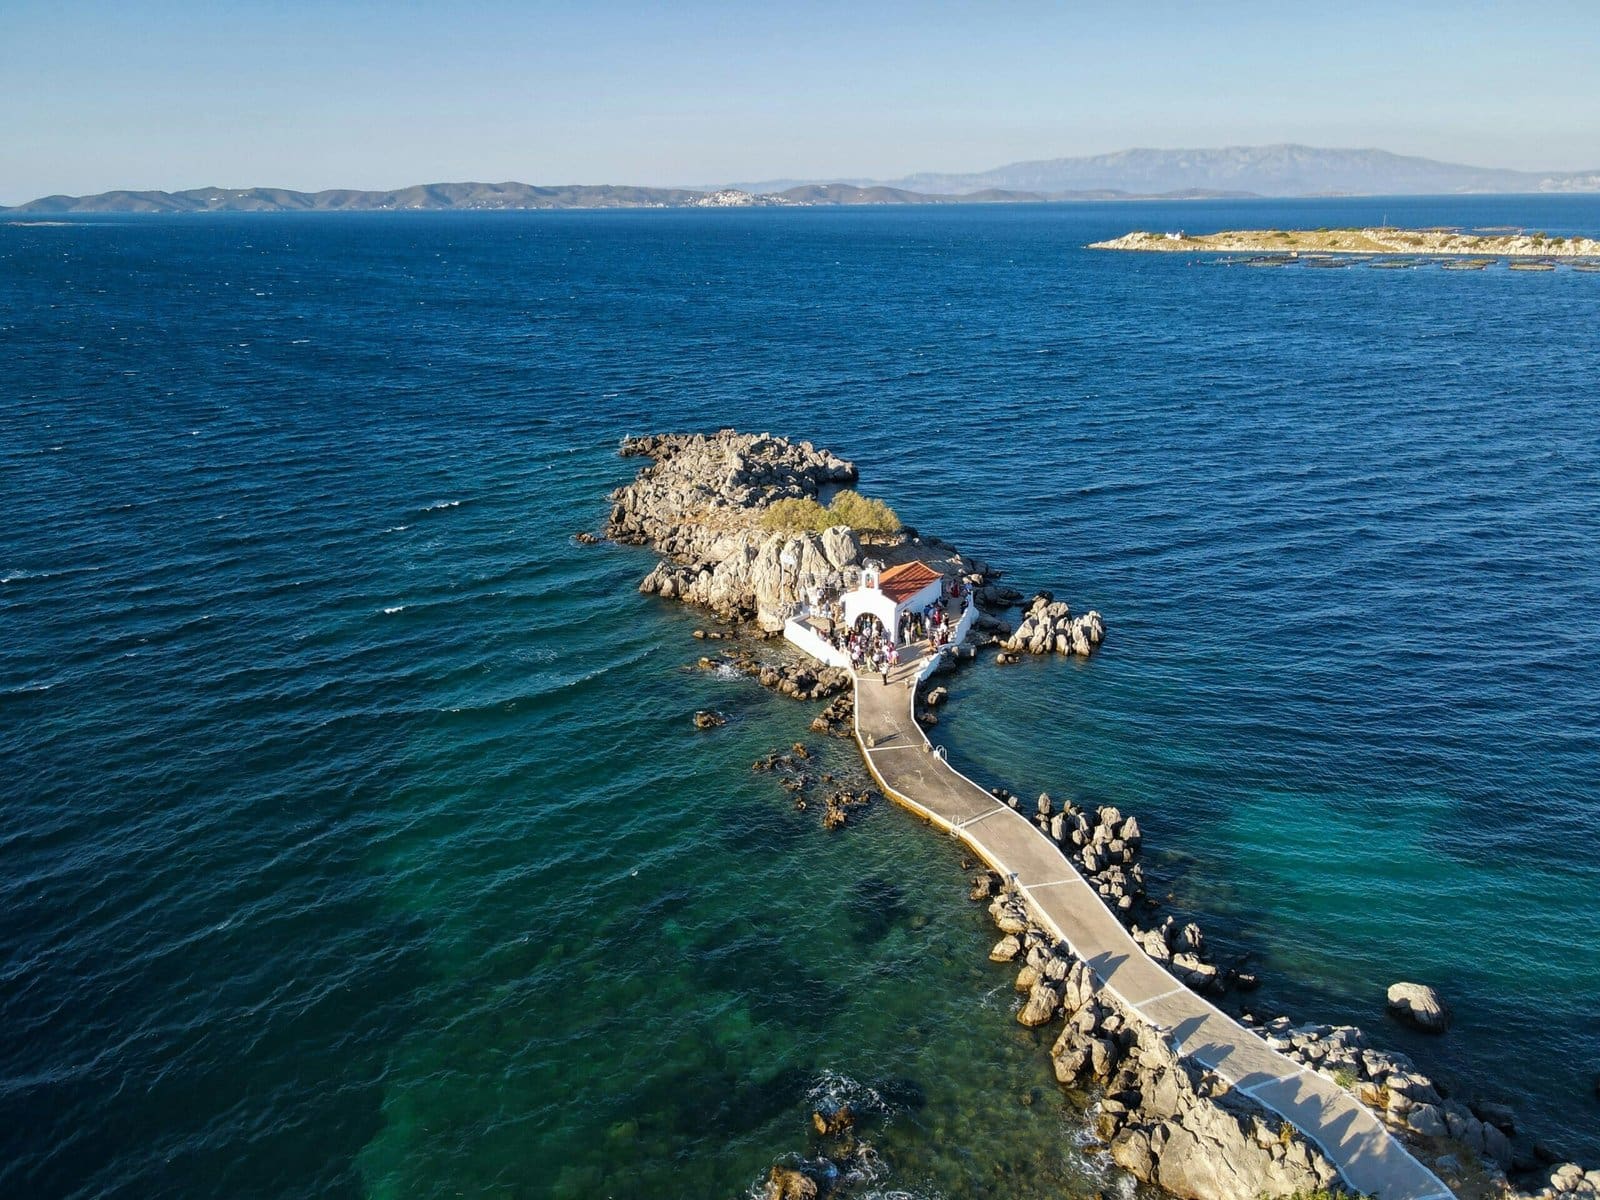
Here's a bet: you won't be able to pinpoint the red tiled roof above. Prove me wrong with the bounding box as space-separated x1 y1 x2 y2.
877 560 942 603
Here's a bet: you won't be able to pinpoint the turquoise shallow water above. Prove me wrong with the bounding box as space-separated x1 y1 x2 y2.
3 198 1599 1198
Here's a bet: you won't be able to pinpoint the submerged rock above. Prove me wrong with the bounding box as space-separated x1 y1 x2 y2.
810 1102 854 1137
763 1165 819 1200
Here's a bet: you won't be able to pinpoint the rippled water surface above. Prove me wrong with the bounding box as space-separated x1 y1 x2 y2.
3 198 1599 1198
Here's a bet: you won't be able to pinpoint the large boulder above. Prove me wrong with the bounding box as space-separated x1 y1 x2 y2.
1110 1126 1157 1178
989 935 1022 962
1018 982 1061 1027
1408 1103 1447 1138
1386 982 1452 1033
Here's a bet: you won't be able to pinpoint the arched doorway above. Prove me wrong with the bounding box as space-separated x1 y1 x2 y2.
853 612 887 639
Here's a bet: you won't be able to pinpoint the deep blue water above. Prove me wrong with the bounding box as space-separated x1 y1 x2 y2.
3 198 1598 1199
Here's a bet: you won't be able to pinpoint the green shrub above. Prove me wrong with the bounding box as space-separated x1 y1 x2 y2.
759 489 901 535
827 489 901 534
760 497 831 533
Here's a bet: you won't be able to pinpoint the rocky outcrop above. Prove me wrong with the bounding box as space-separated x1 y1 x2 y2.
1031 794 1154 923
1092 227 1600 258
1386 981 1452 1033
1518 1163 1600 1200
1001 592 1105 658
603 431 1095 644
698 650 851 701
809 692 855 738
605 431 865 630
821 788 871 830
609 431 857 545
635 527 864 632
980 780 1249 994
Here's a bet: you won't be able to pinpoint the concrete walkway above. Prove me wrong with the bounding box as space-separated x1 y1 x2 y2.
851 651 1453 1200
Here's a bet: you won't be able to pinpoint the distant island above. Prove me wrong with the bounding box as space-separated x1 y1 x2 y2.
1091 227 1600 258
10 143 1600 215
0 180 1252 215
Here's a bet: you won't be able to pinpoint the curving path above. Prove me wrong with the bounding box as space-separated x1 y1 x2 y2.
850 650 1454 1200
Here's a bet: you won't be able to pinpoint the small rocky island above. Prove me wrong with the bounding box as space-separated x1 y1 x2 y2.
602 430 1081 649
1090 227 1600 257
591 431 1598 1200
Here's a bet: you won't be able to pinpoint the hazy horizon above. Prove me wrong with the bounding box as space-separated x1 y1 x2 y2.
5 0 1600 206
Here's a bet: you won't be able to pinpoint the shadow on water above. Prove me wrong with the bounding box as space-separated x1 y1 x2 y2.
844 875 908 946
626 1063 818 1140
714 792 810 854
690 927 850 1027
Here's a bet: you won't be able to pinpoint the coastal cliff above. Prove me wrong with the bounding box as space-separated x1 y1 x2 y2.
605 431 864 631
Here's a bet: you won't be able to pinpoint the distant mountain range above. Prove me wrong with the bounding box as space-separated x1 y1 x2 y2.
863 144 1600 197
7 145 1598 214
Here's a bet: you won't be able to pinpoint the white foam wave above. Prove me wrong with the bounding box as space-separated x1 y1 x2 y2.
0 566 95 584
382 605 406 615
420 499 464 513
382 525 410 533
805 1069 890 1116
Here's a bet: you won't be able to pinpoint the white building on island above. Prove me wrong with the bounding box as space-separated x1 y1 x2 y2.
842 560 945 638
783 558 974 671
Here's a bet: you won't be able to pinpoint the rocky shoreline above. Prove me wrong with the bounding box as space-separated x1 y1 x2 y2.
593 431 1594 1200
949 666 1598 1200
970 854 1597 1200
1090 227 1600 258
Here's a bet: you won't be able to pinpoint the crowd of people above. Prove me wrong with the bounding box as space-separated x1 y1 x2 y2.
818 598 960 684
899 602 956 649
840 624 898 682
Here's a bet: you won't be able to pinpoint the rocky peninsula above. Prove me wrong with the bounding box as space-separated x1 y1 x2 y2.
593 431 1596 1200
1090 227 1600 257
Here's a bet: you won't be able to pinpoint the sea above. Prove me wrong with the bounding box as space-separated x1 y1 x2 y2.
3 197 1598 1200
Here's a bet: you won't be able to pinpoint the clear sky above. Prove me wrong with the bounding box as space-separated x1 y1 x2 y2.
4 0 1598 204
